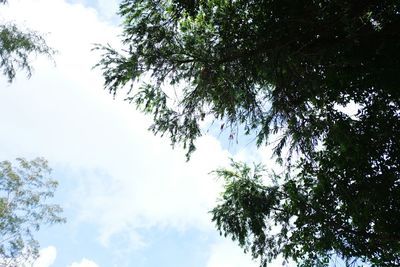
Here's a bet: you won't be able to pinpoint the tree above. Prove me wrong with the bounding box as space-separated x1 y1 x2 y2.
0 158 65 267
0 0 54 82
96 1 400 266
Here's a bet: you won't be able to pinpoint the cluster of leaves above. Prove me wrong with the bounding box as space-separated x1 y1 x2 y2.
212 157 400 267
0 0 54 82
97 0 400 266
0 158 65 267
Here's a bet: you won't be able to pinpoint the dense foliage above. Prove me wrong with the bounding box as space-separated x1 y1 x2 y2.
97 0 400 266
0 0 53 82
0 158 64 267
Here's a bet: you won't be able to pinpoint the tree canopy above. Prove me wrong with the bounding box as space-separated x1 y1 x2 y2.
97 0 400 266
0 0 54 82
0 158 65 267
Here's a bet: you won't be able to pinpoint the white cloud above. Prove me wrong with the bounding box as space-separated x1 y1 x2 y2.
0 0 231 249
206 238 294 267
206 239 258 267
33 246 57 267
334 101 361 119
67 258 99 267
72 134 231 248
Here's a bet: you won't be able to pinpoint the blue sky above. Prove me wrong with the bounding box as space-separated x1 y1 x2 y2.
0 1 282 267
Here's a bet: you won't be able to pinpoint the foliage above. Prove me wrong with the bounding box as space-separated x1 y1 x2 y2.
0 0 54 82
212 159 400 266
97 0 400 266
0 158 65 267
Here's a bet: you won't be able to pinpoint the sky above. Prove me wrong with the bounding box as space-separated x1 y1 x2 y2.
0 1 284 267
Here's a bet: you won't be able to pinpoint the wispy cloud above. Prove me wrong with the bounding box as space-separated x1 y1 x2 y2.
32 246 57 267
0 0 231 250
67 258 99 267
206 239 258 267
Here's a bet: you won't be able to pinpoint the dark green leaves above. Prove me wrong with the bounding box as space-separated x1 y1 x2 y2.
98 0 400 265
211 161 282 266
96 0 274 158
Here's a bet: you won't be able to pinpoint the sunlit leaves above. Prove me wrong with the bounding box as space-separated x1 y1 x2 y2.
0 158 65 267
